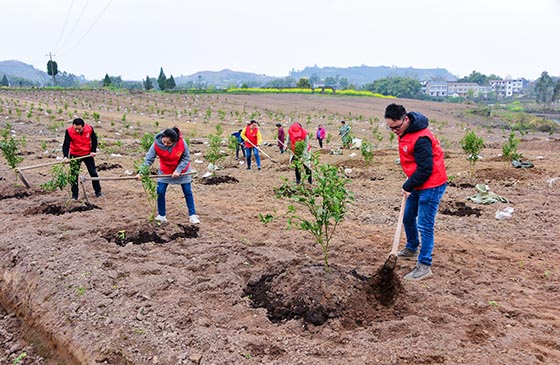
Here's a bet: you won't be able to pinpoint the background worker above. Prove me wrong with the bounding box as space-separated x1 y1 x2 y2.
230 129 245 160
339 120 352 149
316 124 326 148
140 127 199 224
384 103 447 281
276 123 285 153
241 120 262 170
285 122 312 184
62 117 102 199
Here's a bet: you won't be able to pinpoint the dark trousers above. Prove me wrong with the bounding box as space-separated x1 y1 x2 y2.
318 138 324 148
70 155 101 198
236 143 246 159
295 166 312 184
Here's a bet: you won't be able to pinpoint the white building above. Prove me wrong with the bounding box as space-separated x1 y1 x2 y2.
425 82 448 96
447 82 480 97
489 79 525 97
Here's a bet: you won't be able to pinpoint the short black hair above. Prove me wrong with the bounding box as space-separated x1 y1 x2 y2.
275 123 282 127
340 120 345 124
72 118 85 126
384 103 407 120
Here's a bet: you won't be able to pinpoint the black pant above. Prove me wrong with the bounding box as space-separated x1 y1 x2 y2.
318 138 324 148
236 143 246 159
295 165 312 184
70 155 101 198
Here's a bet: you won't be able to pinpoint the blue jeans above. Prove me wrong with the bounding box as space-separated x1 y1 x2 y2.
403 183 447 266
246 147 261 169
157 182 196 217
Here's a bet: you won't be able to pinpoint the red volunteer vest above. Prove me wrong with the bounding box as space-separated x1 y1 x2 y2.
244 125 259 148
154 139 189 175
288 124 310 152
398 128 447 190
68 124 93 156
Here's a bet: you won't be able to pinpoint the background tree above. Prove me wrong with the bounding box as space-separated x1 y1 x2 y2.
143 75 153 90
103 73 112 87
365 77 422 98
309 73 320 87
457 70 501 85
158 67 167 91
166 75 176 90
324 76 337 87
553 79 560 104
46 60 58 85
535 71 555 110
0 74 8 87
297 77 311 88
460 130 484 177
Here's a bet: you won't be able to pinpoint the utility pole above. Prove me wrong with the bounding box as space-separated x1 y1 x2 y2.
46 52 56 86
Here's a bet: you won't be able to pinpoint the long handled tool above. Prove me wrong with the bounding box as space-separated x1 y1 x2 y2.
279 140 315 173
244 139 278 164
16 154 93 188
79 171 198 203
382 194 407 271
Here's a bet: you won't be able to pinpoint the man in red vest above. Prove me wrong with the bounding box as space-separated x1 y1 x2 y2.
384 103 447 281
62 118 102 199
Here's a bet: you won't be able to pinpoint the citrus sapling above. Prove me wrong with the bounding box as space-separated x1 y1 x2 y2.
260 153 354 271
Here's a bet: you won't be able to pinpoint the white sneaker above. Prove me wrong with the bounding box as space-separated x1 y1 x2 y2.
189 215 200 224
155 215 168 223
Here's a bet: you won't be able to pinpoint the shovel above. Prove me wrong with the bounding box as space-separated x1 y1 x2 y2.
279 140 315 173
16 154 93 188
79 171 198 203
244 139 278 164
382 194 407 271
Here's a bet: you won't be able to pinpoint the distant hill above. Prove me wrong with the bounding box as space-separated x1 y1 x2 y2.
0 60 458 88
0 60 50 85
174 69 277 88
289 65 457 85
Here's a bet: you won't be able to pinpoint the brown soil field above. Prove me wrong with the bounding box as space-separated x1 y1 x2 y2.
0 89 559 364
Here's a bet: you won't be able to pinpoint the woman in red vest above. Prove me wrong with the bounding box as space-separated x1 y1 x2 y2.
384 103 447 281
240 120 262 170
285 122 312 184
62 118 102 199
141 127 199 224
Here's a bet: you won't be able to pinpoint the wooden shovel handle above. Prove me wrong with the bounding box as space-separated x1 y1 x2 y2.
81 171 197 182
17 154 92 171
244 139 277 163
389 194 407 256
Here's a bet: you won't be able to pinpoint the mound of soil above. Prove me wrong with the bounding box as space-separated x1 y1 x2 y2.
23 201 100 215
440 201 482 217
101 222 199 246
199 175 239 185
96 162 122 171
244 263 404 327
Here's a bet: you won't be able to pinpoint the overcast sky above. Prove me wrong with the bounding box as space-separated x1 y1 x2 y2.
3 0 559 81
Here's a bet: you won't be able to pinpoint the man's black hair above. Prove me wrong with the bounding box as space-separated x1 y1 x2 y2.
72 118 85 126
384 103 407 120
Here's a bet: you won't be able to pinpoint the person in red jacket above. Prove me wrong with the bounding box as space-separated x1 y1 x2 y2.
140 127 199 224
62 118 102 199
241 120 262 170
384 103 447 281
285 122 312 184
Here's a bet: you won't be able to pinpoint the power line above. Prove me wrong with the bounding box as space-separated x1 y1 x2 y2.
58 0 90 52
54 0 76 51
61 0 114 55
